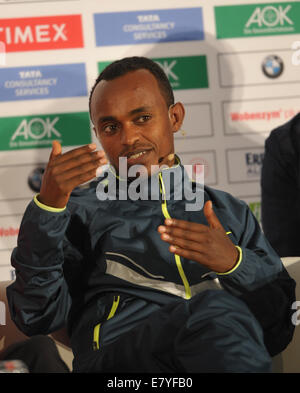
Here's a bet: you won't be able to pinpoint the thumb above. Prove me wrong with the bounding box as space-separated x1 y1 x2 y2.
204 200 224 230
49 140 62 160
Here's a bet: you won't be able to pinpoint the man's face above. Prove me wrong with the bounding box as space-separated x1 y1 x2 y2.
90 69 184 176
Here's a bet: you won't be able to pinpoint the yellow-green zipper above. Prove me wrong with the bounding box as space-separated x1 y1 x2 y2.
159 172 191 300
93 295 120 350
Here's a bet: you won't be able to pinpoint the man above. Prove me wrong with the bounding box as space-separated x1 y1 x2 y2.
261 113 300 257
7 57 295 373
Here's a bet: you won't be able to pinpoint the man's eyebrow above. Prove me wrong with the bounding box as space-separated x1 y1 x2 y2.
98 115 117 124
97 107 152 123
129 106 152 116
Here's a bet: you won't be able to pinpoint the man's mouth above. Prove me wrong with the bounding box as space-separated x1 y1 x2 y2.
125 149 152 162
128 150 147 159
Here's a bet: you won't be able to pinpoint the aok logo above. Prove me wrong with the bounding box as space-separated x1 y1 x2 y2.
155 60 178 82
11 117 61 142
245 5 293 28
0 14 83 52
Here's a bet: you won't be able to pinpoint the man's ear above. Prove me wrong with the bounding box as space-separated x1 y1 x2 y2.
93 126 98 138
169 102 185 133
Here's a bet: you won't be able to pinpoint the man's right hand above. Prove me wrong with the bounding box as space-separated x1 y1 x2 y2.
38 140 107 208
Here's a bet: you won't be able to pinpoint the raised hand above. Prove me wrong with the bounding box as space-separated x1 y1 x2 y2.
38 140 107 208
158 200 239 273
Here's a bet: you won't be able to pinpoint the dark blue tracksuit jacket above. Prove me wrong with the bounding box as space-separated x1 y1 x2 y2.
7 159 296 371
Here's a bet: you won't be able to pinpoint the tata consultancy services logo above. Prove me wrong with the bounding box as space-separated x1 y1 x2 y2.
98 56 208 90
215 2 300 39
262 55 284 78
0 112 91 151
0 15 83 52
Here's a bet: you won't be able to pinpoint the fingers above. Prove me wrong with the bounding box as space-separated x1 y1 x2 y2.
161 232 204 254
40 142 107 208
55 154 106 183
56 167 101 192
204 200 224 230
158 222 207 244
48 142 106 173
49 140 62 161
168 246 202 262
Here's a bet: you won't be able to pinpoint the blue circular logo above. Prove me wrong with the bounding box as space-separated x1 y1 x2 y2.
28 166 45 192
262 55 284 78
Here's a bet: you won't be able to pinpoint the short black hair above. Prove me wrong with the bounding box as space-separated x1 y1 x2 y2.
89 56 174 119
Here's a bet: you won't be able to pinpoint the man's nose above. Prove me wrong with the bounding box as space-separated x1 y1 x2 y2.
120 124 140 146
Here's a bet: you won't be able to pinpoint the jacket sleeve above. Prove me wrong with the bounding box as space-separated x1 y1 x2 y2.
218 204 296 356
261 126 300 257
6 197 76 336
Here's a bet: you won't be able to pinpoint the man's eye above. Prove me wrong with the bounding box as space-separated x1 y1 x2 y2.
135 115 152 123
102 124 118 134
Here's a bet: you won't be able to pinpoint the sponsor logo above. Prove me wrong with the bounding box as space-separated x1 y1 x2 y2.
261 55 284 78
227 147 264 183
94 8 204 46
0 14 83 52
0 227 19 237
245 5 293 29
28 166 45 192
215 2 300 39
0 63 87 102
224 97 300 136
245 152 264 177
98 56 208 90
187 157 210 182
0 112 91 151
230 109 282 122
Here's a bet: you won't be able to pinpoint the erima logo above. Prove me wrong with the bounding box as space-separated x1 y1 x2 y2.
245 5 293 28
11 117 61 141
245 152 264 177
155 60 178 81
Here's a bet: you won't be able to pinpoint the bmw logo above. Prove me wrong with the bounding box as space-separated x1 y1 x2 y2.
28 166 45 192
262 55 284 79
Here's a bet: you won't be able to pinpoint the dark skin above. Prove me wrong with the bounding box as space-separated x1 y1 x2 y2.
38 69 238 273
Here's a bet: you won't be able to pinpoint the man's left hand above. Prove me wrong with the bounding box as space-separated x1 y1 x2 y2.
157 200 239 273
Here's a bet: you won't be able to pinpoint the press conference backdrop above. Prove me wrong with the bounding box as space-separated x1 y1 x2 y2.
0 0 299 280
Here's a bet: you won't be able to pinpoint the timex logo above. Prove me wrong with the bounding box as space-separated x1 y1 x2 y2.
0 14 83 52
